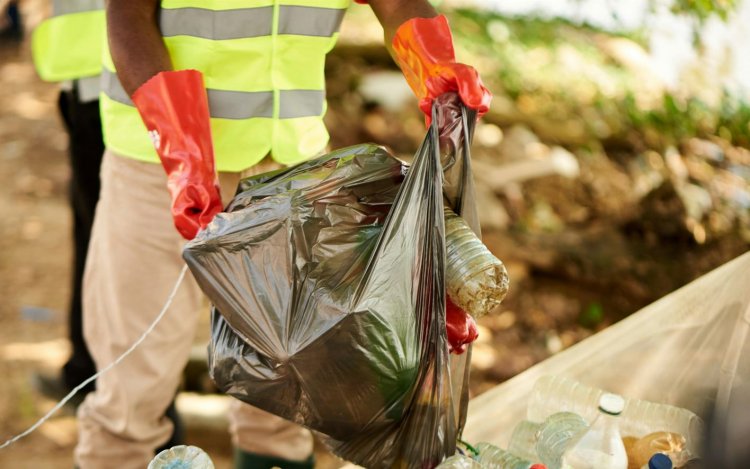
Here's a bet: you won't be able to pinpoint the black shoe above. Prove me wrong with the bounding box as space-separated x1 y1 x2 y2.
234 449 315 469
30 371 90 409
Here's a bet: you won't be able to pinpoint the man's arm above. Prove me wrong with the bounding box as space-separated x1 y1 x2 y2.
365 0 491 124
106 1 222 240
106 0 172 96
367 0 437 51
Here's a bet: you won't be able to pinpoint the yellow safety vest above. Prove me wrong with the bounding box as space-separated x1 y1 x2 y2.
101 0 351 172
31 0 104 83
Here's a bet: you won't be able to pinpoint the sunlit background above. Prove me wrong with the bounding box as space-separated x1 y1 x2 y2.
0 0 748 467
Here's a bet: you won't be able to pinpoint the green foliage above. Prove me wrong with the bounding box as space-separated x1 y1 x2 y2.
579 302 604 328
717 93 750 147
448 8 750 150
671 0 738 21
622 90 750 147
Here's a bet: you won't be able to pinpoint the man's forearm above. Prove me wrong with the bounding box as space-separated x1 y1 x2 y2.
107 0 172 96
367 0 437 51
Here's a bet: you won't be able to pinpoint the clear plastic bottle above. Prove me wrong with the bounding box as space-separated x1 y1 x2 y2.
508 420 543 461
560 393 628 469
535 412 589 469
476 442 536 469
148 445 215 469
527 376 703 452
436 455 483 469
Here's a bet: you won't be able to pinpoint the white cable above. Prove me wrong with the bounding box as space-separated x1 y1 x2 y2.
0 264 189 450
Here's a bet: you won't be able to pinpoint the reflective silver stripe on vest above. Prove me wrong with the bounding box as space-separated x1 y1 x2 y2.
102 69 132 106
102 69 322 120
278 6 346 37
159 5 345 40
160 7 273 40
76 75 101 103
53 0 104 16
279 90 325 118
208 89 274 119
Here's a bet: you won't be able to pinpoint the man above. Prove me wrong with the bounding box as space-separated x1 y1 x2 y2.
76 0 490 468
30 0 184 446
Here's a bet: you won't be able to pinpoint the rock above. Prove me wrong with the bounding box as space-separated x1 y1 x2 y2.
629 151 666 199
549 146 581 178
474 122 504 148
358 71 413 112
682 137 724 164
684 154 716 183
470 342 497 372
497 125 540 161
545 331 564 354
472 145 580 190
676 183 713 222
476 184 509 231
664 146 689 182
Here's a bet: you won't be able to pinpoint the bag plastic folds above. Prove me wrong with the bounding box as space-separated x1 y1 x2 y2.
463 250 750 464
183 94 479 467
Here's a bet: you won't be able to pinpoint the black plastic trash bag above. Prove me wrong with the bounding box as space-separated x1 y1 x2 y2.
183 95 478 467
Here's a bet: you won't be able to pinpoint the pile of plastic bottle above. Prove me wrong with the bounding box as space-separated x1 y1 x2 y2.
439 376 704 469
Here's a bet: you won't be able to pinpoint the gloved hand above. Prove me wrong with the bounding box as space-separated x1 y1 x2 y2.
392 15 492 126
446 297 479 354
132 70 223 240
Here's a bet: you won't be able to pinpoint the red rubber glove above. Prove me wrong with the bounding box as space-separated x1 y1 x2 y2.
132 70 223 240
446 296 479 354
392 15 492 126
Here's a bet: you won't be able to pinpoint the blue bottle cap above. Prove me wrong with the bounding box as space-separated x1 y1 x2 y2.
648 453 673 469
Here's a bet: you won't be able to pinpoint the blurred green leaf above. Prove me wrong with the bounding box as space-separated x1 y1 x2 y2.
579 302 605 328
671 0 737 22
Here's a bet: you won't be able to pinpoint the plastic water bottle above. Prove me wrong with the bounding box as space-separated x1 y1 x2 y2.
475 442 538 469
507 420 542 461
437 455 483 468
527 376 703 450
643 453 673 469
535 412 589 469
148 445 214 469
560 393 628 469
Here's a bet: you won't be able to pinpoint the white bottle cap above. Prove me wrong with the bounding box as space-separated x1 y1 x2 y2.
598 393 625 415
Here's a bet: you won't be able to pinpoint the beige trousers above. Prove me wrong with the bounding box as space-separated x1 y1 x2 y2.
75 150 313 469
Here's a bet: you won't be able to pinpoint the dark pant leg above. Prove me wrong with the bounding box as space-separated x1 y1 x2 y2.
58 88 104 392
